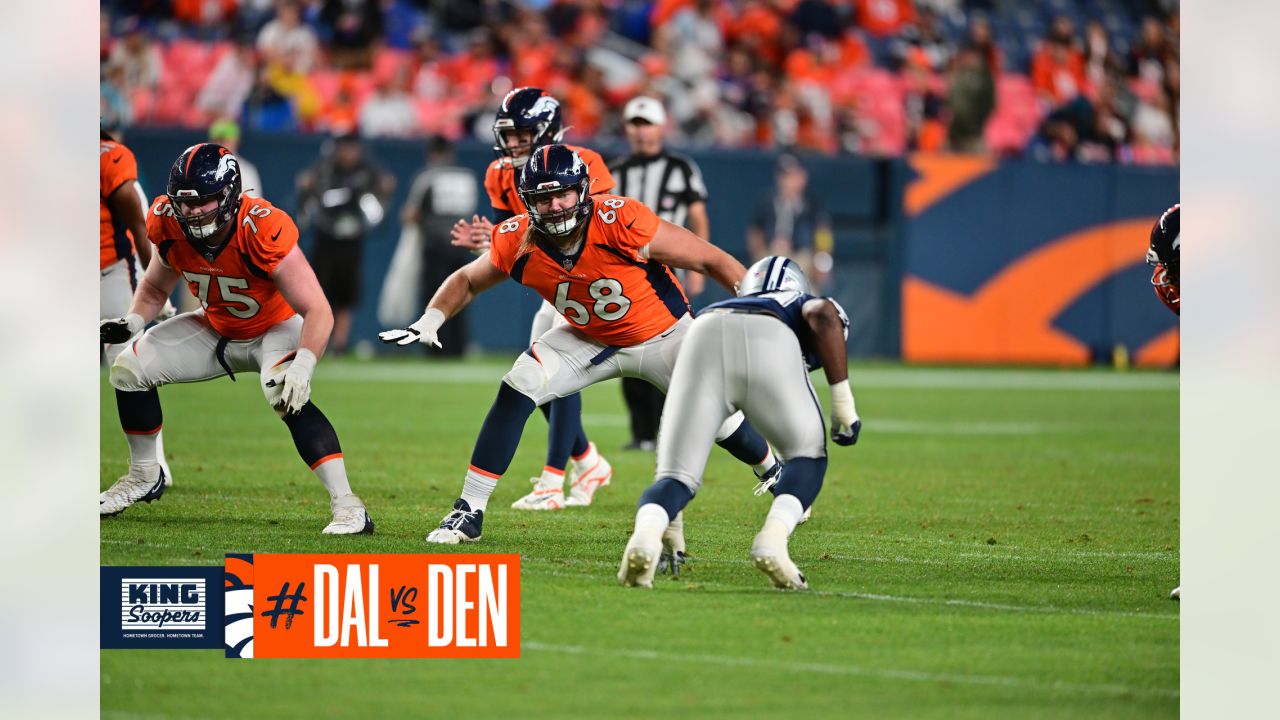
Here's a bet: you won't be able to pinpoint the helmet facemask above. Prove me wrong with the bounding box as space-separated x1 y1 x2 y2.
522 181 591 238
170 185 237 245
493 123 546 168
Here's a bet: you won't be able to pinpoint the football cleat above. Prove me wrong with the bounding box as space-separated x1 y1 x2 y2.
511 474 566 510
426 498 484 544
323 494 374 535
1170 586 1180 600
750 522 809 590
658 510 687 577
100 464 167 517
566 446 612 506
618 532 663 588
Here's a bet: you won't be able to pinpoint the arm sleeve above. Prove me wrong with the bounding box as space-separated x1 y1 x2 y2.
102 147 138 199
249 208 301 275
486 218 526 275
483 163 512 213
604 197 660 257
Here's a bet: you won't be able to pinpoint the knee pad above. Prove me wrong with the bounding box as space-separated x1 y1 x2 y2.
503 352 553 404
108 350 151 392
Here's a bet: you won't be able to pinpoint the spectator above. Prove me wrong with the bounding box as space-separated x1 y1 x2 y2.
856 0 917 39
1031 16 1085 105
360 68 418 138
195 35 258 122
1082 20 1120 97
747 154 833 287
1129 16 1176 87
727 0 785 67
172 0 238 38
107 20 162 93
257 0 320 74
891 8 954 73
609 96 713 451
295 133 396 354
411 36 448 102
321 0 385 70
902 52 946 152
655 0 723 86
789 0 844 41
208 118 264 197
264 50 322 126
100 63 133 131
946 42 995 153
399 136 479 356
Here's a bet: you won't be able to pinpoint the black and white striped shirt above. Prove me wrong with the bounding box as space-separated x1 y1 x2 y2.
608 151 708 229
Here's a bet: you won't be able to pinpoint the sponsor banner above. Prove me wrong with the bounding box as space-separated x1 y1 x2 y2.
101 566 224 649
226 553 521 659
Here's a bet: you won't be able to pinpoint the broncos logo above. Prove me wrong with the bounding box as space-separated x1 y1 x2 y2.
215 154 240 183
225 554 255 658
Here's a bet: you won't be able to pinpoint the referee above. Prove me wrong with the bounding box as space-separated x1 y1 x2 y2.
610 96 711 451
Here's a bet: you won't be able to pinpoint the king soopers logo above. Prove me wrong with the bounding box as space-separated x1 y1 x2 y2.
121 577 206 631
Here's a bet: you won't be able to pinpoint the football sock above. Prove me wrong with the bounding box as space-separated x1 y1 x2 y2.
117 388 162 466
544 393 585 472
716 419 775 476
771 456 827 509
765 494 805 537
633 503 671 544
462 467 499 512
312 456 353 500
154 430 168 466
637 477 694 520
282 401 344 476
468 381 537 477
536 465 565 490
571 442 600 473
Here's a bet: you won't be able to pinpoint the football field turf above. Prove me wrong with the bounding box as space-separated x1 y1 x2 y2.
100 358 1179 719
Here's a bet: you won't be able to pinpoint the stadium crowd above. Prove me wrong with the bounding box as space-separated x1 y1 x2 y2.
100 0 1179 163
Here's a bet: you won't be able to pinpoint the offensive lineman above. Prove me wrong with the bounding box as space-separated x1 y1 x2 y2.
619 256 862 590
99 143 373 534
1146 203 1179 600
448 87 615 510
381 145 781 544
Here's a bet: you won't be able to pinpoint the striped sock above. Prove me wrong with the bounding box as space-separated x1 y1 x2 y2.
313 456 352 500
462 466 499 513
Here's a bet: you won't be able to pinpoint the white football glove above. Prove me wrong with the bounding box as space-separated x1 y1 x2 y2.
279 348 317 415
379 307 445 348
100 313 145 345
156 298 177 321
829 379 862 446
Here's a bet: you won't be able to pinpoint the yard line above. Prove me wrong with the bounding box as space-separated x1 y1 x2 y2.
523 641 1179 700
313 362 1178 392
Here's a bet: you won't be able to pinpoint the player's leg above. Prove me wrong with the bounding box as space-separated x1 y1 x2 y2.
733 317 829 590
620 316 731 587
101 257 174 487
103 312 225 516
629 314 780 482
429 324 620 543
257 315 372 535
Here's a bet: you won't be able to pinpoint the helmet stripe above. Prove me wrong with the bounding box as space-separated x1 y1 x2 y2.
766 256 788 291
184 143 206 177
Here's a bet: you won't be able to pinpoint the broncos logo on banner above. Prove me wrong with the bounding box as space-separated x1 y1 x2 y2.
225 554 255 658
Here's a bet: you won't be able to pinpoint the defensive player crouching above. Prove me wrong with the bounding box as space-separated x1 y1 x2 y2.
381 145 781 544
99 143 373 534
619 257 862 590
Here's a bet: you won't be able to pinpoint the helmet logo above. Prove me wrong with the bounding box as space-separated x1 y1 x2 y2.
528 96 559 117
214 154 239 182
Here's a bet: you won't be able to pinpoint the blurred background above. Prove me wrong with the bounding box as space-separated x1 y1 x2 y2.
100 0 1179 366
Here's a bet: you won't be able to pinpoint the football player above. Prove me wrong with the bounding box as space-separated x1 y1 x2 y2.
619 257 861 590
447 87 617 511
381 145 781 544
99 143 373 534
101 127 175 486
1147 203 1180 600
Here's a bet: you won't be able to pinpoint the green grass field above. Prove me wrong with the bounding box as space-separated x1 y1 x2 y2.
100 358 1179 719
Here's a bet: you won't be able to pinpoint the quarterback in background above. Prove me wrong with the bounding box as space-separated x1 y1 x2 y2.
99 143 373 534
445 87 617 511
1147 203 1179 600
620 257 862 590
382 144 782 544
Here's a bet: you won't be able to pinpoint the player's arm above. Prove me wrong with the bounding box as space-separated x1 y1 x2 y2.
101 254 182 344
802 298 860 446
379 254 508 347
645 219 745 294
106 179 152 269
269 247 334 414
682 201 710 297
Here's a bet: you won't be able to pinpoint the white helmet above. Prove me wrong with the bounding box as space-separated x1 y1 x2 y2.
738 256 811 297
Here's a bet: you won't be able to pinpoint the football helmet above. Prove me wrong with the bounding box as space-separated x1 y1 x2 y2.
493 87 563 166
1146 203 1180 288
738 256 812 296
166 143 243 245
518 144 593 237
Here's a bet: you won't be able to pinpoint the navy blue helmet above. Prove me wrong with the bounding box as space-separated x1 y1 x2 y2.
1146 203 1180 286
166 143 243 245
518 144 593 237
493 87 563 165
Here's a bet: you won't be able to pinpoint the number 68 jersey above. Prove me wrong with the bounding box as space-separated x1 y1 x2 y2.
146 195 301 340
487 194 690 347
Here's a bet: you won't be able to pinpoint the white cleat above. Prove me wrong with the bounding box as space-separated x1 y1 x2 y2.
566 447 612 506
751 523 809 590
511 477 567 510
323 494 374 535
659 511 687 576
100 464 167 517
618 533 663 588
426 499 484 544
1170 586 1180 600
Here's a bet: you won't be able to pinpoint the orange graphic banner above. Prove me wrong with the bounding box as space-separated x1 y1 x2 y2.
226 553 520 659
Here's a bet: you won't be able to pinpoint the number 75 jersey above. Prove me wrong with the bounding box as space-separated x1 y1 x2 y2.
488 194 690 347
146 195 301 340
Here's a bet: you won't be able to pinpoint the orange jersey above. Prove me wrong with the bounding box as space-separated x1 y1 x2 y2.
147 195 301 340
483 144 615 216
488 194 689 347
100 140 140 270
1152 265 1179 315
